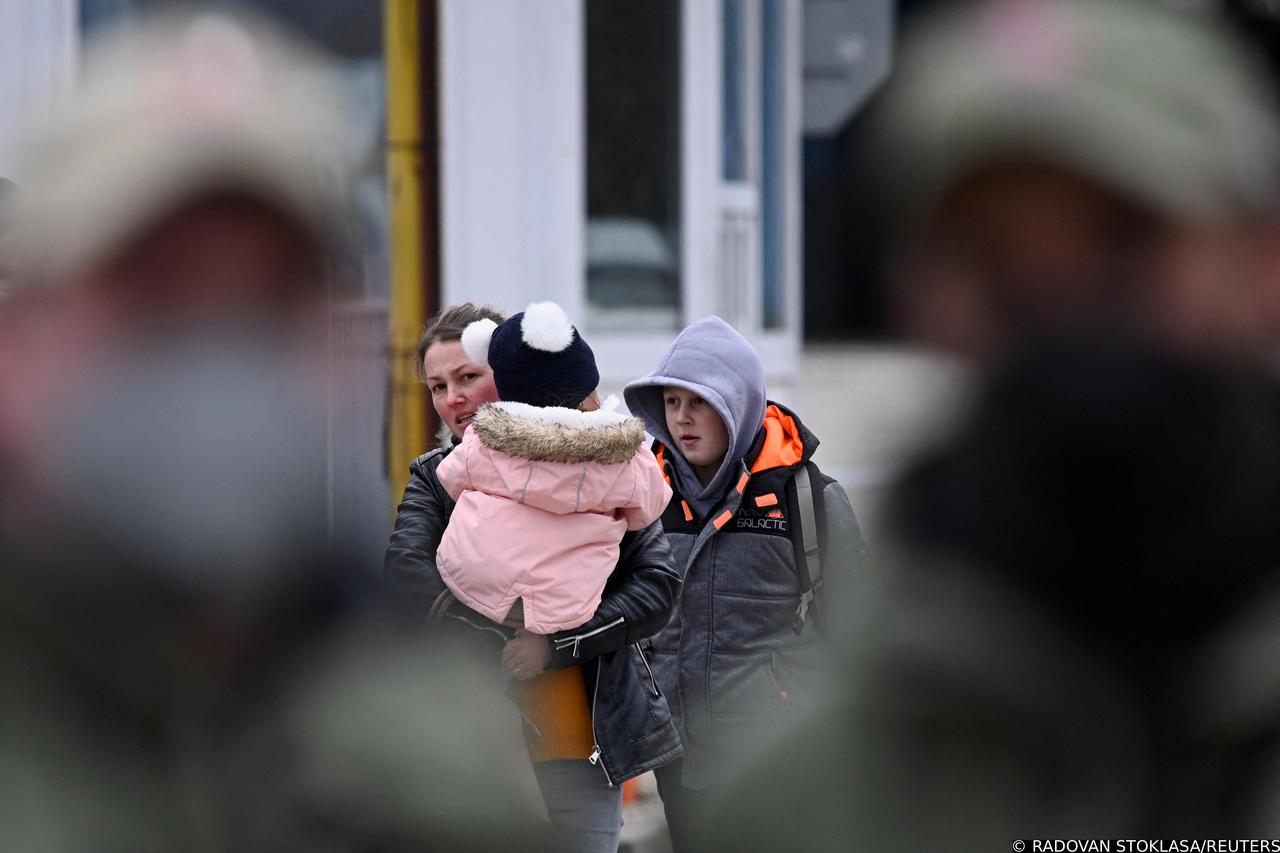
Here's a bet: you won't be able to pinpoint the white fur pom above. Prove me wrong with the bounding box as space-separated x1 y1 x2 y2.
520 301 575 352
460 318 497 366
600 394 621 413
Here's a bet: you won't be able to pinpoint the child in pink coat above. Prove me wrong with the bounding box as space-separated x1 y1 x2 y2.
434 302 671 635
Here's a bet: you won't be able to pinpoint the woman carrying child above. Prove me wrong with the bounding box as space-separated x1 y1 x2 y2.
384 302 682 853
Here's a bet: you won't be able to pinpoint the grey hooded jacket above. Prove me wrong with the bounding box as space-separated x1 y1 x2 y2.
624 317 869 789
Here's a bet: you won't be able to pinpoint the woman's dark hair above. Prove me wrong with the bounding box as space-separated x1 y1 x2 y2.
415 302 506 381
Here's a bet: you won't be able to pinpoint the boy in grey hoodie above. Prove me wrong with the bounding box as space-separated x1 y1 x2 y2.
624 316 868 851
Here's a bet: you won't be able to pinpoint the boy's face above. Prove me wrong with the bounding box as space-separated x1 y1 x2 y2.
663 386 730 476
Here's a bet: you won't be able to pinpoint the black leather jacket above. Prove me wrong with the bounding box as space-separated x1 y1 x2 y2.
384 448 684 784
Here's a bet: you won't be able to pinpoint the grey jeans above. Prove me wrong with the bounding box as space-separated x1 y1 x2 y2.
654 760 716 853
533 759 624 853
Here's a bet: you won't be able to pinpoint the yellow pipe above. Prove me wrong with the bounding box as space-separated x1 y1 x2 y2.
385 0 429 513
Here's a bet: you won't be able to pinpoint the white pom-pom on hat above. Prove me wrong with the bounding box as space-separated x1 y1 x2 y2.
460 318 497 366
520 301 575 352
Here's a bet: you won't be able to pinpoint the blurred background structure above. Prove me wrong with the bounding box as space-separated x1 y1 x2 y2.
0 8 557 850
7 0 1280 567
8 1 1280 847
0 0 893 577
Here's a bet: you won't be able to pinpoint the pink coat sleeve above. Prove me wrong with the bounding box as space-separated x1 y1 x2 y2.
433 433 475 501
619 448 673 530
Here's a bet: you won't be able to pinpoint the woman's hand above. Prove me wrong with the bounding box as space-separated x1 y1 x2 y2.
501 629 552 681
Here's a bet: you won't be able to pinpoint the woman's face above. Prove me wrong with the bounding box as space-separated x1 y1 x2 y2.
423 339 499 438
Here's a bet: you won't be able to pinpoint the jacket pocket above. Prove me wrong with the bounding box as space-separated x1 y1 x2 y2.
767 642 826 706
767 651 797 704
710 534 800 598
613 648 673 744
634 643 661 697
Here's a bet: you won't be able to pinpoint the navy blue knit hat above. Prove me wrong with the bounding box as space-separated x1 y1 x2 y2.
460 301 599 408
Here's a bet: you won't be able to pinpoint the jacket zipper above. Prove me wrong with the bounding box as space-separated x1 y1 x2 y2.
635 643 660 697
553 615 625 658
587 666 614 787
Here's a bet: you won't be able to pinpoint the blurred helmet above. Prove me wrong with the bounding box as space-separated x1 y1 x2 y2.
12 9 352 281
878 0 1280 226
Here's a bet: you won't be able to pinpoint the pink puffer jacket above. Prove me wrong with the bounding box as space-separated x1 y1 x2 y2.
435 400 672 634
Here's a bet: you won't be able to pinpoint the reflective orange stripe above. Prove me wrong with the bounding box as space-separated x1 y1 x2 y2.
736 473 750 494
755 493 778 508
681 500 693 522
767 510 783 519
713 510 733 530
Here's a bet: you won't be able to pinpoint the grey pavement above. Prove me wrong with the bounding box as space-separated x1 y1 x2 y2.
619 773 670 853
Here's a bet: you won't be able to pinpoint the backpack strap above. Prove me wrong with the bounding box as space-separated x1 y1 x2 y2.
788 462 825 634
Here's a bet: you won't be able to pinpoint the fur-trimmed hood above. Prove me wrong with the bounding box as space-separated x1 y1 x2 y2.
471 398 646 465
432 393 673 635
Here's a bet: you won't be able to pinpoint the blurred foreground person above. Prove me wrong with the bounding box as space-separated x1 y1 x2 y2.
719 336 1280 849
711 0 1280 848
0 12 546 852
883 0 1280 366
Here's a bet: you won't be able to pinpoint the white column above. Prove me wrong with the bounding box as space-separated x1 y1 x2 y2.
782 0 805 340
0 0 78 176
680 0 722 324
753 0 803 407
439 0 584 321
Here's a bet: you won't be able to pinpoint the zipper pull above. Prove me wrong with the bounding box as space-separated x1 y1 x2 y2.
588 745 602 765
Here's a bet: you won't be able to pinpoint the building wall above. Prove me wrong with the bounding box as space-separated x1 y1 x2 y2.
438 0 584 324
439 0 804 404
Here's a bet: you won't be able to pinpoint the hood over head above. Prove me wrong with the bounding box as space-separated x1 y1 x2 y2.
624 316 766 515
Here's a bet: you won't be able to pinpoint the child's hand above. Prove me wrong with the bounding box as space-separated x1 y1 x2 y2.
501 629 552 681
